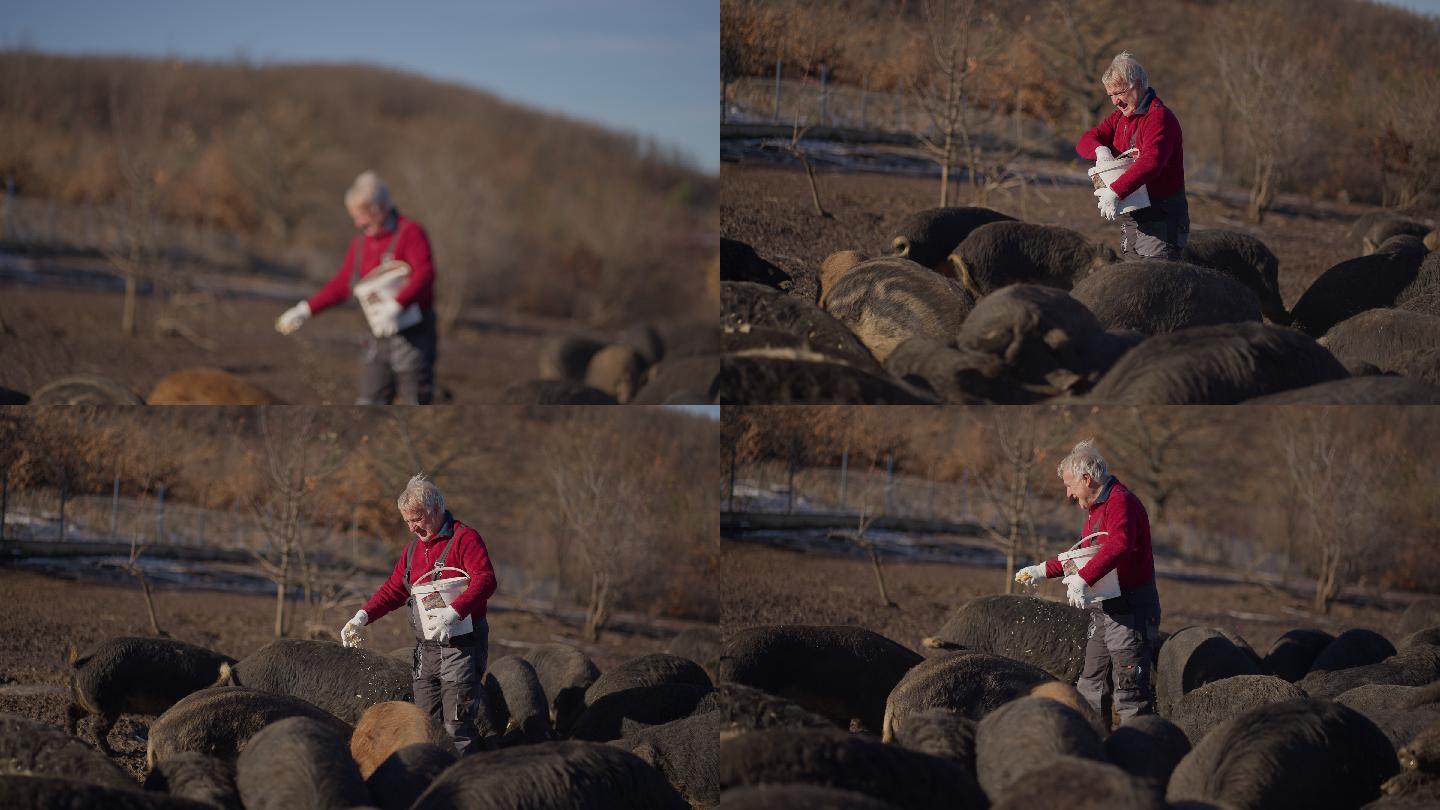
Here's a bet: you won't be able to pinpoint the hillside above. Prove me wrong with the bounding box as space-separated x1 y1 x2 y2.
722 0 1440 213
0 51 718 329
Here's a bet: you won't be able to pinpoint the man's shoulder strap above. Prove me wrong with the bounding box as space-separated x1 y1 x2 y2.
435 529 461 570
403 540 418 594
382 218 407 263
348 219 409 293
348 234 364 294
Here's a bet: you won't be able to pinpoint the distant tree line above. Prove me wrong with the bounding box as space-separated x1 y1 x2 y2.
0 407 719 634
0 53 718 333
723 405 1440 611
723 0 1440 216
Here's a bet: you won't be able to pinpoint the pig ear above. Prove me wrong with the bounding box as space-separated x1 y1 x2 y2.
213 662 234 688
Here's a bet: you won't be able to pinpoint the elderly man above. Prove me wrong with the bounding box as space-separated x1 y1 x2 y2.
275 170 439 404
1015 439 1161 723
341 474 497 754
1078 51 1188 259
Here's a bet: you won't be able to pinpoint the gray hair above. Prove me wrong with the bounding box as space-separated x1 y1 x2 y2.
1057 439 1109 482
1102 51 1148 91
397 473 444 516
344 170 392 212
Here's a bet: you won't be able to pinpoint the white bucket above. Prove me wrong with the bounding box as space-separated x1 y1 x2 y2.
412 566 473 641
1088 148 1151 214
353 260 423 338
1058 531 1121 607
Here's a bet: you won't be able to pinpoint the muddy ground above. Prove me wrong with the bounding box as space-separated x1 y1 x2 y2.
0 564 691 784
721 537 1416 663
0 281 576 404
720 153 1428 309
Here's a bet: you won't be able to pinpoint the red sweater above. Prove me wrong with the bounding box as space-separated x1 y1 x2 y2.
1076 90 1185 201
307 212 435 315
1045 478 1155 592
362 514 497 622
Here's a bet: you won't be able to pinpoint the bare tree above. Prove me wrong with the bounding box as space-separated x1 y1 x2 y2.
1103 408 1204 525
1377 48 1440 208
248 409 349 638
1023 0 1134 136
1210 5 1323 223
365 410 474 492
970 409 1064 593
121 481 167 637
227 98 318 249
1275 411 1375 614
784 119 830 218
909 0 1007 206
853 500 896 608
542 419 655 641
721 0 785 124
294 524 363 640
105 62 178 336
397 148 520 337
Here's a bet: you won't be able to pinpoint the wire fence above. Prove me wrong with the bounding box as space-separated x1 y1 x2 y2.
723 457 1076 530
723 74 1061 150
0 482 390 567
719 457 1280 574
1 191 245 264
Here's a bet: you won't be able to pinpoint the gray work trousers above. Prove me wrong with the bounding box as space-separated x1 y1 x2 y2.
1077 580 1161 726
357 311 437 405
1124 191 1190 260
411 618 489 756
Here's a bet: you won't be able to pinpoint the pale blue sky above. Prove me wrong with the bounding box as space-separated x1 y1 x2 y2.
667 405 719 420
2 0 718 173
1379 0 1440 14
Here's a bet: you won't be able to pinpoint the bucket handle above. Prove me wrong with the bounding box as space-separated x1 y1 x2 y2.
1087 147 1142 180
1066 531 1108 553
413 566 469 587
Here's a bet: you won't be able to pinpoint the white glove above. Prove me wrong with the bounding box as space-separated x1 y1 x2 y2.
432 606 461 643
341 609 368 647
1094 187 1119 221
1014 564 1048 586
1095 146 1114 161
1063 574 1088 608
276 301 312 335
371 298 402 338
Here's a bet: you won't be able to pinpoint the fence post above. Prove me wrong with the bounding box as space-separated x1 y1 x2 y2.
928 462 936 518
885 454 895 515
2 177 13 241
859 77 868 130
819 64 829 126
196 508 205 547
839 447 849 512
0 467 7 543
728 443 737 512
772 57 783 122
110 474 120 539
156 483 166 545
59 466 69 542
786 443 798 515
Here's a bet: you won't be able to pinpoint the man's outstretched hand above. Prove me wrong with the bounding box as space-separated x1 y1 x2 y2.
1014 564 1047 586
341 609 368 647
276 301 311 335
